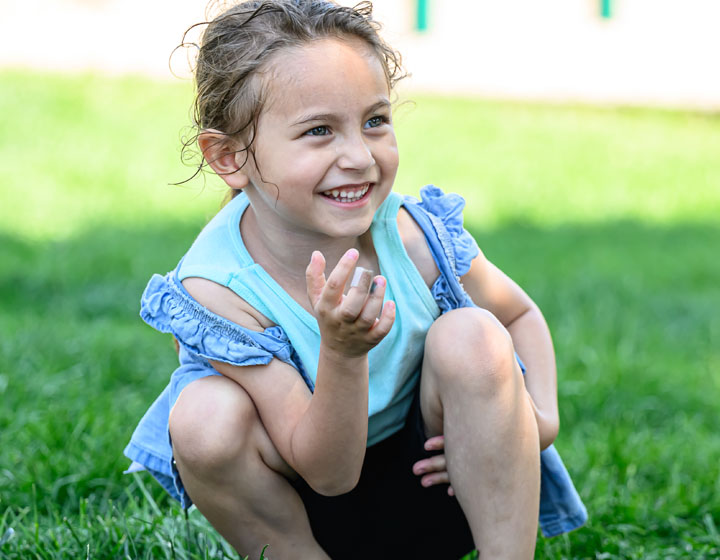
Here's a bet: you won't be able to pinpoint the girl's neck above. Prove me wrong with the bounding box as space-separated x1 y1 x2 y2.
240 206 376 287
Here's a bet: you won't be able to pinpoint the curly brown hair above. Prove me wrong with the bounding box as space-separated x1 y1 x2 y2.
176 0 405 189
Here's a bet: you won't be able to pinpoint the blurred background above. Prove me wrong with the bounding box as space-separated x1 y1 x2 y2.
1 1 719 559
3 0 720 108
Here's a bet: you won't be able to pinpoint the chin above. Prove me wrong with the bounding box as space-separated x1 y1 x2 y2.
324 216 374 239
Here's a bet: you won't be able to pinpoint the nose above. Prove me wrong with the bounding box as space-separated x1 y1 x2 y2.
336 133 375 171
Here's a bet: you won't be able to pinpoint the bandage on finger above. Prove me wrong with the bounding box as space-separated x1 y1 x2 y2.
350 266 373 288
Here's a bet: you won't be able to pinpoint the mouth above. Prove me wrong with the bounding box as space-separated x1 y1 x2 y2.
320 183 371 203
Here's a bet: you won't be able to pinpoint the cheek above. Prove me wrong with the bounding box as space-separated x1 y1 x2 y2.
256 146 326 186
294 146 337 175
379 140 400 178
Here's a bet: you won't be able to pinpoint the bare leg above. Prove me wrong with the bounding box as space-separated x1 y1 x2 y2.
169 375 329 560
420 308 540 559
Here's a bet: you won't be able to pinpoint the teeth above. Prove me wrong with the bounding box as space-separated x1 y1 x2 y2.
323 184 370 202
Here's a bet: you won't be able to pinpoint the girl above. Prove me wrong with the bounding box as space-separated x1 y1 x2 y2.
124 1 587 558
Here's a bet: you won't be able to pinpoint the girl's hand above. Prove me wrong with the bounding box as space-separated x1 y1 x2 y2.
306 249 395 358
412 435 455 496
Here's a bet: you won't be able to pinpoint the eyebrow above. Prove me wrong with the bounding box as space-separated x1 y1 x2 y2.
291 99 391 127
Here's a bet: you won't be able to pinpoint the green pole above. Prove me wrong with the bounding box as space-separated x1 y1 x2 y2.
601 0 612 19
416 0 429 31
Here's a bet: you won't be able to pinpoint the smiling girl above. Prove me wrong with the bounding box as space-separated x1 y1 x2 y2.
124 2 586 558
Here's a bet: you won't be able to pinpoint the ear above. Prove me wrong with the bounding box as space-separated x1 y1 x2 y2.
198 130 250 190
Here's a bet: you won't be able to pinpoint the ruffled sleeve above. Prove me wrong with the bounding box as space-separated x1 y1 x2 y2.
140 271 308 384
414 185 479 276
402 185 480 313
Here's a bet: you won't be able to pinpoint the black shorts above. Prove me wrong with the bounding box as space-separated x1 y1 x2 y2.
290 390 475 559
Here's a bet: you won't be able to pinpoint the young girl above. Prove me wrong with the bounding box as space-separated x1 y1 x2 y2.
124 1 587 558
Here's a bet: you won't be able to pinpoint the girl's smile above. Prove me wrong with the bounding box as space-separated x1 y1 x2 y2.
319 182 372 205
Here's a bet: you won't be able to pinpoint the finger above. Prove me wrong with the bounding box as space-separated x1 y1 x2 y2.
366 299 395 342
321 248 359 305
355 275 388 326
421 471 450 488
412 454 447 476
448 485 455 497
424 435 445 451
363 276 391 331
339 267 374 320
305 251 326 308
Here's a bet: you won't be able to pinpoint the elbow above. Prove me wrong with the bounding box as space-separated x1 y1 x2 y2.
299 453 365 496
532 405 559 450
307 471 361 497
538 415 559 451
540 429 558 451
289 433 367 496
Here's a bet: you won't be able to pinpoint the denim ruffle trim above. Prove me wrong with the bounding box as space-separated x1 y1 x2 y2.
404 185 480 313
411 184 479 277
140 272 296 367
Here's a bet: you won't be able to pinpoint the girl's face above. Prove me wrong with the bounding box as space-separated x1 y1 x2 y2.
238 37 399 240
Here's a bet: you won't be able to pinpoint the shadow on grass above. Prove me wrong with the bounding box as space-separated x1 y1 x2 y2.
1 218 718 558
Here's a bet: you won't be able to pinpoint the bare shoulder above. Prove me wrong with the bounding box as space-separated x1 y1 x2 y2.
182 277 275 332
397 207 440 289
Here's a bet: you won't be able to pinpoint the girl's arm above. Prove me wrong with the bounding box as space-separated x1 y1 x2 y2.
460 251 559 450
210 349 371 496
185 249 395 495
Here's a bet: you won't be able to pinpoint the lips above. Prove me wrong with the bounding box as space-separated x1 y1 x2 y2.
321 183 371 203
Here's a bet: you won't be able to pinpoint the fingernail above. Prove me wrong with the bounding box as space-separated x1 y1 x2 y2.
370 277 385 294
345 248 359 260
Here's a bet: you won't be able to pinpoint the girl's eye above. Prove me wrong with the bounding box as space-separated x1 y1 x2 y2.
305 126 329 136
365 115 388 129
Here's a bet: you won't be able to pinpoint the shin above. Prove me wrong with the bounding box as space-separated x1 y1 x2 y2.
420 308 540 559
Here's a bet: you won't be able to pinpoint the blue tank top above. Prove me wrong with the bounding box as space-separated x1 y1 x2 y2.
177 192 441 445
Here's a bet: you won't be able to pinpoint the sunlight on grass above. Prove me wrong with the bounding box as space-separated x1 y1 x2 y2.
393 97 720 227
1 70 719 241
0 71 223 240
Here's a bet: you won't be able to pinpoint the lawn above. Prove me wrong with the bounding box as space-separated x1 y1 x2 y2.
0 70 719 559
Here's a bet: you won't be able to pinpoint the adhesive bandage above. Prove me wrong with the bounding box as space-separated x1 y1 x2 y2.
350 266 373 288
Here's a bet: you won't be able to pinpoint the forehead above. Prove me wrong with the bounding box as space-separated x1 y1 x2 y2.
261 38 390 118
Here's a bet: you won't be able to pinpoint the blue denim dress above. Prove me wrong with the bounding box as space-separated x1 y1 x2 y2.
124 185 587 537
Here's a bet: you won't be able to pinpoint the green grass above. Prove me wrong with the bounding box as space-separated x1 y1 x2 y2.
1 69 719 559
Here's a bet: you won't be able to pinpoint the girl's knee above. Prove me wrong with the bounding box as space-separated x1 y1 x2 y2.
169 376 259 474
424 308 517 393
